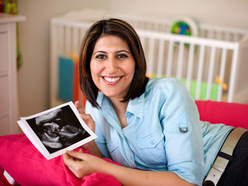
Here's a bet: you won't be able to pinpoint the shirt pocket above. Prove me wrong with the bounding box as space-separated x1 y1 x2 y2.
107 141 129 167
137 130 166 166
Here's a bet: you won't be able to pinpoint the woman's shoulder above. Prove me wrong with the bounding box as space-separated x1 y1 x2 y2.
146 77 186 94
148 77 183 86
144 77 194 107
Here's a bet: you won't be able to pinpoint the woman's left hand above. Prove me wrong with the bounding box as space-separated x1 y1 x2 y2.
63 149 106 178
75 101 95 133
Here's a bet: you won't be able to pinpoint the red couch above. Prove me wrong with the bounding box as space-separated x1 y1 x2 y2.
195 100 248 129
0 100 248 185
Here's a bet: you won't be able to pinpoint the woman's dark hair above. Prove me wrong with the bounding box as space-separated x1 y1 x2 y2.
79 18 148 108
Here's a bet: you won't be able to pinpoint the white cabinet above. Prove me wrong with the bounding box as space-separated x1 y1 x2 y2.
0 13 25 135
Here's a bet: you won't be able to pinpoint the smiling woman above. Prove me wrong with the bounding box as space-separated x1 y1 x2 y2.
62 18 248 186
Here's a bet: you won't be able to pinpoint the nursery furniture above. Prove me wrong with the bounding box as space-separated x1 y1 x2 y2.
49 9 248 107
1 100 248 185
0 13 25 136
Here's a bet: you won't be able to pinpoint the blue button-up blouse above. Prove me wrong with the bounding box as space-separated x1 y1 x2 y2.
85 78 233 185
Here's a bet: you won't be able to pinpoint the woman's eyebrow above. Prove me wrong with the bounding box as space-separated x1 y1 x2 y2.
116 50 130 54
93 50 130 55
93 50 106 55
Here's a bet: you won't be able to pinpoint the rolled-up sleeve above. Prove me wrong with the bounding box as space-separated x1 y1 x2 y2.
160 79 204 185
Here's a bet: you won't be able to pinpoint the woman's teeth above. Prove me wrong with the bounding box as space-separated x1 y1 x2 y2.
104 77 120 82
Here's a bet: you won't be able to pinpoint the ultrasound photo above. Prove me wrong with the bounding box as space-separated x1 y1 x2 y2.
18 102 96 159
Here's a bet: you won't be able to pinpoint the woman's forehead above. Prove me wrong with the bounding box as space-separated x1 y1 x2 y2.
93 35 130 52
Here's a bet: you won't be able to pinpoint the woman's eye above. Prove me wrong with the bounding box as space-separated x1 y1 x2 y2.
96 54 106 59
117 54 128 59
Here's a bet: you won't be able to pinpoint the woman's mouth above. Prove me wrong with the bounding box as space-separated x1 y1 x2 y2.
102 76 122 84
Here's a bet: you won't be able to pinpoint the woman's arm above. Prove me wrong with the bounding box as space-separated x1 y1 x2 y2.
63 150 195 186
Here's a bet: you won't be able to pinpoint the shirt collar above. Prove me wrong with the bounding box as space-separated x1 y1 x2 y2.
126 93 144 119
99 92 145 119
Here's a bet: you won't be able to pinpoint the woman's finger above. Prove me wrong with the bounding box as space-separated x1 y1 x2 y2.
82 116 95 132
63 152 86 178
67 150 89 161
74 101 95 132
63 151 85 168
75 101 85 114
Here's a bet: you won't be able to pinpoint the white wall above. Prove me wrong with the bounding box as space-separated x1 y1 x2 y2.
17 0 109 116
109 0 248 30
17 0 248 117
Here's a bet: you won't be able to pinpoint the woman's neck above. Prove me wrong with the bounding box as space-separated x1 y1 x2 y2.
110 98 129 128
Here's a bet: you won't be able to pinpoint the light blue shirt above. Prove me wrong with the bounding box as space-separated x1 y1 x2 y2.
85 78 233 185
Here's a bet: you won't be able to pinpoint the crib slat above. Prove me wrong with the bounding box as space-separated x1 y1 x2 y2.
228 44 239 102
79 27 89 50
186 44 195 91
147 38 155 73
50 22 59 106
233 33 239 42
157 40 165 77
196 45 205 100
140 36 145 48
207 30 214 39
166 41 174 77
206 47 216 100
216 31 222 41
217 48 227 101
72 27 79 55
224 32 231 42
65 26 71 57
177 42 184 79
58 25 64 56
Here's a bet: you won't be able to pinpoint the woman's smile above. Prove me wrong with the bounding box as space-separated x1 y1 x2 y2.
102 76 122 84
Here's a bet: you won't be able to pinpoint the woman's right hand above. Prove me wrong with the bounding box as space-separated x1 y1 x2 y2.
63 149 107 178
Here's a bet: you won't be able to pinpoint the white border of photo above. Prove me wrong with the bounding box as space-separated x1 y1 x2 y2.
18 101 97 160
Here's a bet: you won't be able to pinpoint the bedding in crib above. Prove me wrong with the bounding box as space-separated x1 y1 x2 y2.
147 73 219 100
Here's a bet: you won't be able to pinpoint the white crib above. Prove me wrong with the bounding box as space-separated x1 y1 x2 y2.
50 9 248 107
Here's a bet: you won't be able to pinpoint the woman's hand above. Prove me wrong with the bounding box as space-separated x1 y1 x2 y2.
63 149 107 178
75 101 95 132
63 149 194 186
75 101 103 157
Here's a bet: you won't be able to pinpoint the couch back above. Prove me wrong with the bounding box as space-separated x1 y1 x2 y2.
195 100 248 129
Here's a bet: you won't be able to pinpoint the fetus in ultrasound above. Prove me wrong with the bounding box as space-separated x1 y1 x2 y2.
28 106 90 153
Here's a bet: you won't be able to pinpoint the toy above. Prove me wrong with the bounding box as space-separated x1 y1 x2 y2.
1 0 22 69
170 16 199 37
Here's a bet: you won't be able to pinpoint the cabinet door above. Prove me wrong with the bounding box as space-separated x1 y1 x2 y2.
0 27 11 135
0 31 8 75
0 77 9 118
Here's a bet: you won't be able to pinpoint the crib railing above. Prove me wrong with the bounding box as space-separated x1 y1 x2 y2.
50 14 248 107
137 29 239 102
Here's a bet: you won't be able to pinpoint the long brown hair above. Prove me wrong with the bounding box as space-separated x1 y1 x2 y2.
79 18 148 108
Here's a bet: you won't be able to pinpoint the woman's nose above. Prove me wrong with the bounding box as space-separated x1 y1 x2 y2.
105 58 118 73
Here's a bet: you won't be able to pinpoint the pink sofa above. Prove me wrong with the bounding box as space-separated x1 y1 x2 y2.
0 100 248 185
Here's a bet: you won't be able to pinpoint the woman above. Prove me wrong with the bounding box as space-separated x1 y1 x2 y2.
63 18 248 186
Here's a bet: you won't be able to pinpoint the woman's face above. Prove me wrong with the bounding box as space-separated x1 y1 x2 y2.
90 35 135 102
